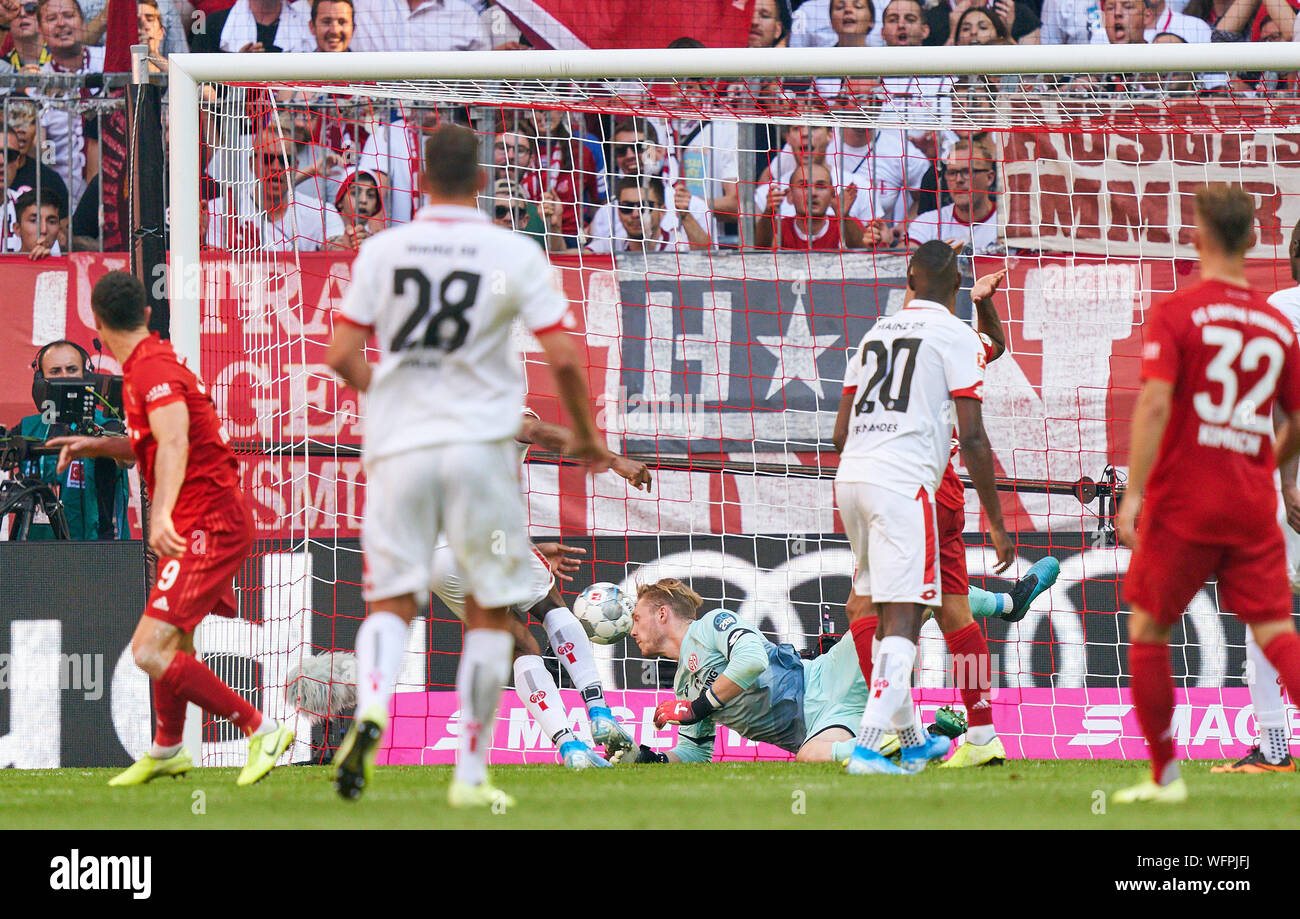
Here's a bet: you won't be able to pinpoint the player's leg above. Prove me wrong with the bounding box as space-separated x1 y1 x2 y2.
842 483 941 774
1213 514 1298 772
800 635 880 763
442 439 541 808
967 556 1060 624
450 596 517 807
837 481 880 687
524 571 635 758
795 727 855 763
935 593 1005 766
1114 522 1209 803
1113 606 1186 803
1212 530 1300 774
336 449 440 800
1246 618 1300 772
510 611 612 770
932 499 1002 765
1212 628 1292 772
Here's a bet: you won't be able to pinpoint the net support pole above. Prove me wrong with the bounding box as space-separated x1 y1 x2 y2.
167 61 201 368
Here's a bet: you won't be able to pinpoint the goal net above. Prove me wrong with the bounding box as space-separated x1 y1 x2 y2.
165 43 1300 766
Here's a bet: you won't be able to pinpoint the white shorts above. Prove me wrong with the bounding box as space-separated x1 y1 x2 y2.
362 439 538 609
430 540 555 620
836 480 940 606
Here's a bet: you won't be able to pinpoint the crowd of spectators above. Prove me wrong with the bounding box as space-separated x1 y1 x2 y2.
0 0 1296 259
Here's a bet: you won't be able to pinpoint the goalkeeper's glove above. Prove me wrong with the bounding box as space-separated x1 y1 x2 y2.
653 688 723 728
634 745 670 764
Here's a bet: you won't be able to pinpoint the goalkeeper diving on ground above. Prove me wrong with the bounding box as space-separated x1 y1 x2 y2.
624 567 1055 765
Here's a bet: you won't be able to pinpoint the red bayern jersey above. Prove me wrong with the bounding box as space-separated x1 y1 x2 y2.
779 216 844 251
122 334 244 531
936 331 1002 511
1141 279 1300 545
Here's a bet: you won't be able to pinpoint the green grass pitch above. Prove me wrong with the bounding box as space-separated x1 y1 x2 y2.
3 761 1297 829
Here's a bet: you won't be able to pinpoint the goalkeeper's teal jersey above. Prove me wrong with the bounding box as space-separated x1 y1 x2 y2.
670 609 807 762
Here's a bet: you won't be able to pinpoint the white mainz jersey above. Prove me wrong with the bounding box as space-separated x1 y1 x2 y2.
338 204 569 461
1269 285 1300 338
837 300 986 495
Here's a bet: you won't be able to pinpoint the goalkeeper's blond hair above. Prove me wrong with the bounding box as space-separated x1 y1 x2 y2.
636 578 703 620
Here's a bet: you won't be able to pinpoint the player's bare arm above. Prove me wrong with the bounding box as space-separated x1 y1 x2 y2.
47 433 136 475
533 541 586 582
1116 379 1174 549
146 400 191 559
832 385 856 454
971 268 1009 360
954 397 1014 572
324 320 373 393
1274 406 1300 534
534 328 609 475
518 414 652 490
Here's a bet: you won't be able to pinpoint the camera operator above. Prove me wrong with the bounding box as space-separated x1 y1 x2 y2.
7 339 129 539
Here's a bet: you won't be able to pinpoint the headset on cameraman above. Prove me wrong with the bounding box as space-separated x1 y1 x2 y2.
25 339 127 539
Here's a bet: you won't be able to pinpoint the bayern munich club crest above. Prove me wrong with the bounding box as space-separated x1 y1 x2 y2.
687 653 699 672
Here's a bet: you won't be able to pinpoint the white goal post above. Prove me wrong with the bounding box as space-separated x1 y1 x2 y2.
164 43 1300 765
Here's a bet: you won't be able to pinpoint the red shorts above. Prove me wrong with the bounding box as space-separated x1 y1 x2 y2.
1124 517 1292 626
938 501 969 596
145 503 255 634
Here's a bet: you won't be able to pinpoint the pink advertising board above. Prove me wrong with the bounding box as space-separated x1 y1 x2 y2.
375 687 1298 765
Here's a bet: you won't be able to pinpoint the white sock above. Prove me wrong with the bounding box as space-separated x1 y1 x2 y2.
1247 629 1290 764
893 703 926 749
251 715 277 737
858 636 917 751
543 607 606 710
513 654 577 749
354 611 408 722
967 723 997 746
454 628 514 786
149 742 182 759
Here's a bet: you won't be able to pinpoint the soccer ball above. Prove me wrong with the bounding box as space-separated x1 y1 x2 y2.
573 582 634 645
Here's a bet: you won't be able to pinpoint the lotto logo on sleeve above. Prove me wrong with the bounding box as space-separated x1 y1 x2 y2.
687 653 699 672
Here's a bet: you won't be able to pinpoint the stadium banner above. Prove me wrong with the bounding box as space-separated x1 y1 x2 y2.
375 686 1300 764
1000 122 1300 260
494 0 754 52
0 251 1296 535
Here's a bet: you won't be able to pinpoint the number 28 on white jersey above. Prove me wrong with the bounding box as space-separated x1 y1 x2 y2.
337 204 569 461
836 300 986 495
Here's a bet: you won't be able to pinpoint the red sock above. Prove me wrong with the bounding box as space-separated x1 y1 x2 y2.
1260 631 1300 711
1129 640 1176 783
849 616 878 685
160 651 262 737
152 679 188 748
945 622 993 728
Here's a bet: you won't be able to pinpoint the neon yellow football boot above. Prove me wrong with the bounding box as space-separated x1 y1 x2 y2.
1113 777 1188 804
236 723 295 787
939 736 1008 768
448 779 516 810
107 749 193 786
